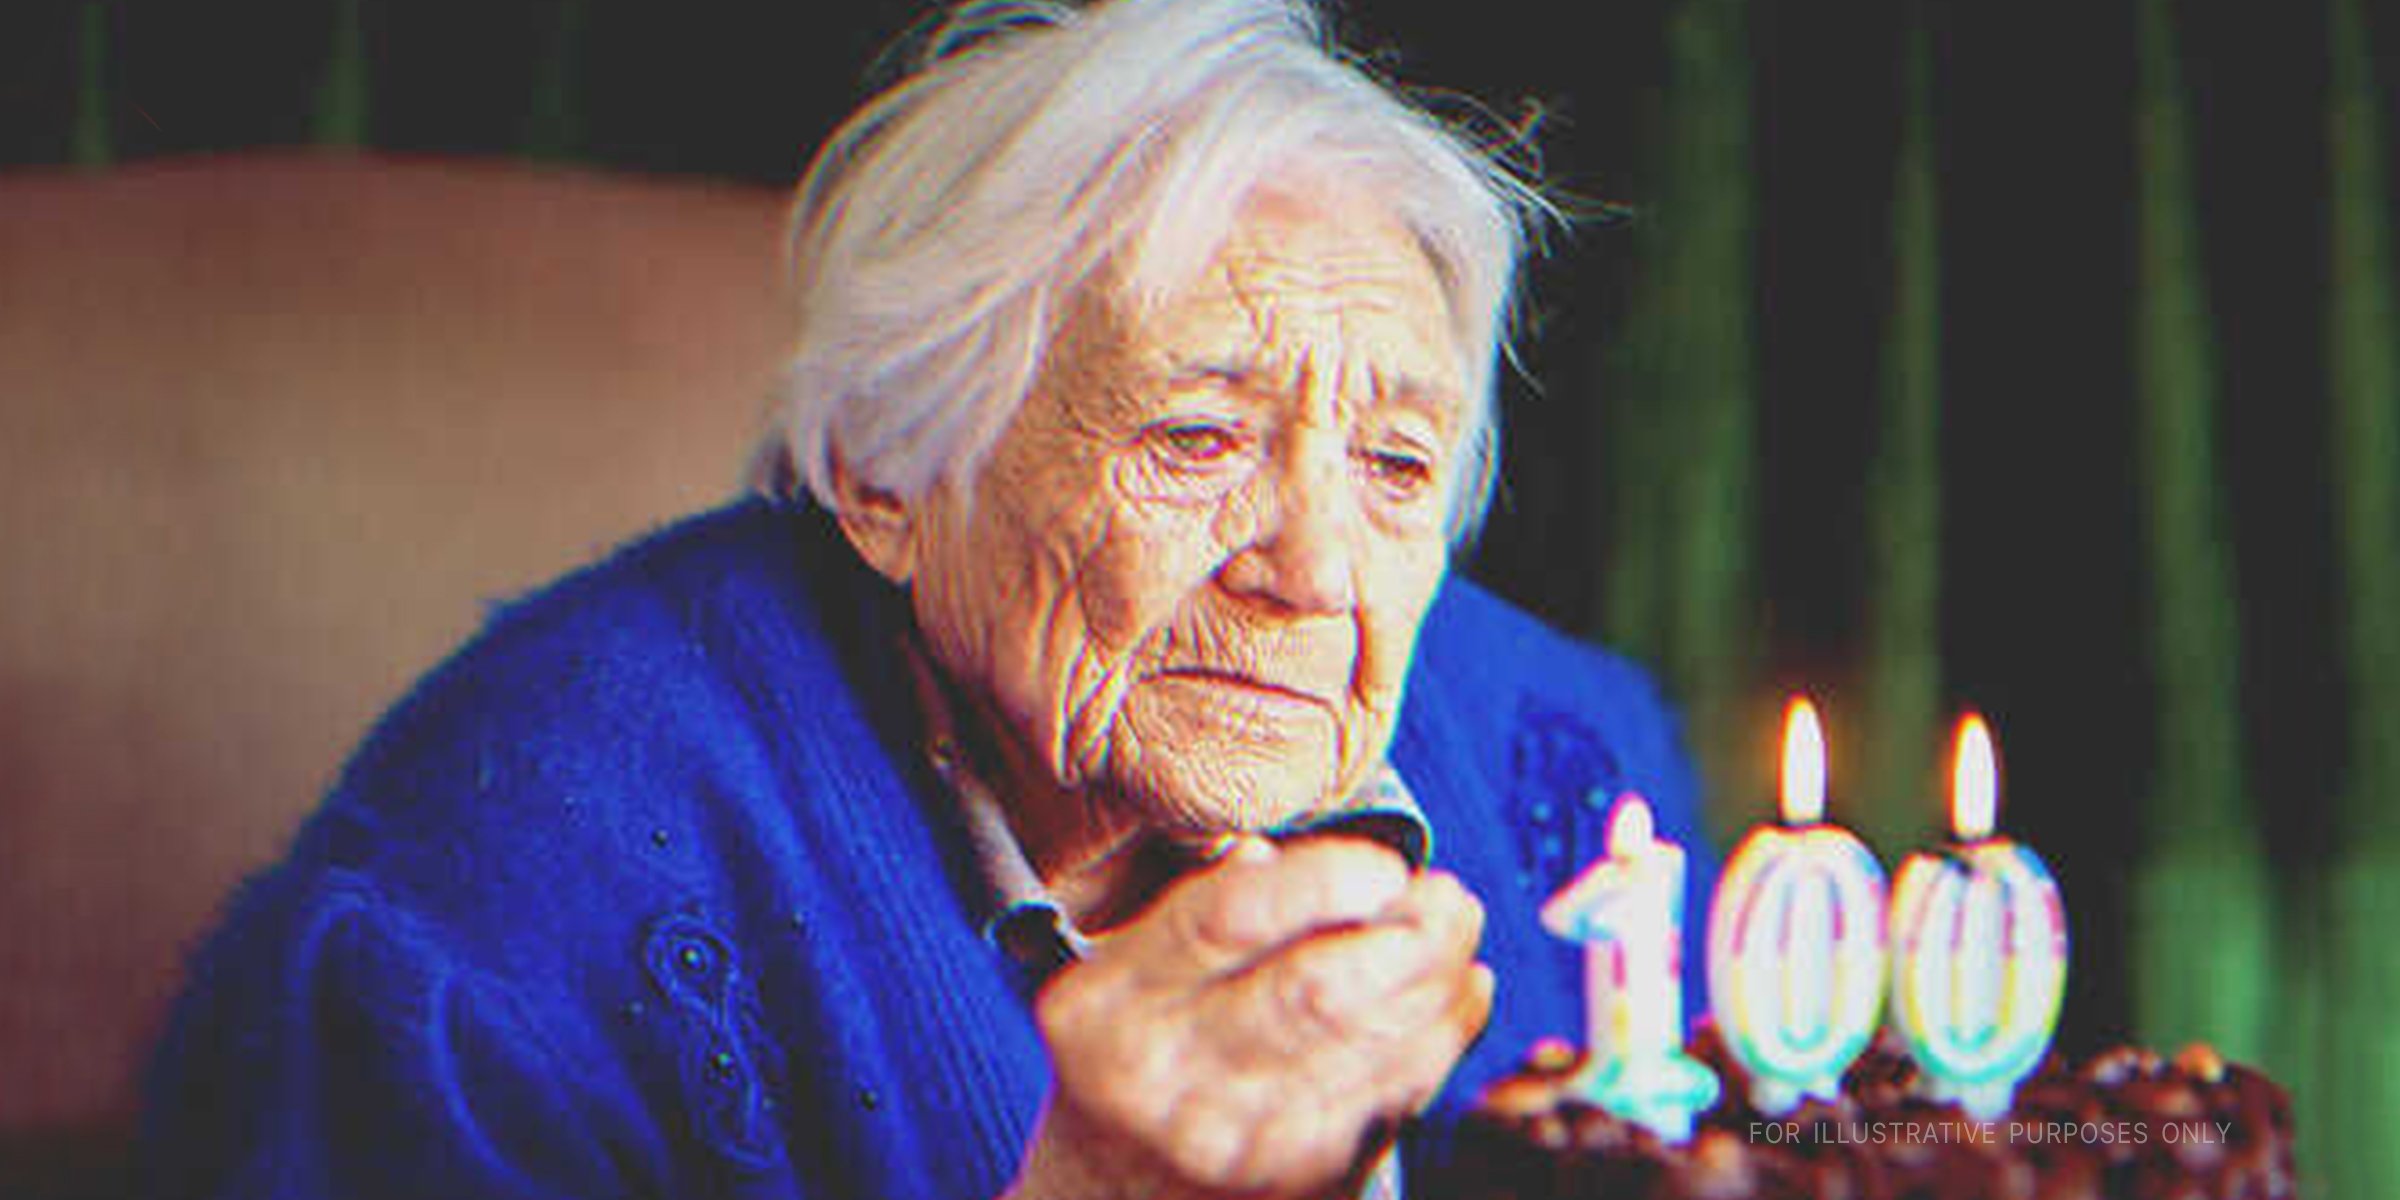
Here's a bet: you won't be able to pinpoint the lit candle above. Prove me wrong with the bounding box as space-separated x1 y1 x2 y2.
1888 714 2068 1119
1705 697 1890 1114
1540 793 1721 1142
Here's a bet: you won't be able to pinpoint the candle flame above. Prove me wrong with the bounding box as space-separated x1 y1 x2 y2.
1780 697 1826 825
1609 793 1655 857
1952 714 1998 840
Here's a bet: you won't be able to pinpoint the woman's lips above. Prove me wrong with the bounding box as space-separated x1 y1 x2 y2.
1150 666 1332 709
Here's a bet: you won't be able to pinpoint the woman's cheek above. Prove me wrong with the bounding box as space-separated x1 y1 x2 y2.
1359 542 1448 697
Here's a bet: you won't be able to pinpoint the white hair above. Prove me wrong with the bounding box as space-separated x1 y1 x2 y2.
749 0 1552 544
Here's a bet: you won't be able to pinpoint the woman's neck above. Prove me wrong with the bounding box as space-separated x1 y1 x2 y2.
905 633 1188 934
975 706 1199 934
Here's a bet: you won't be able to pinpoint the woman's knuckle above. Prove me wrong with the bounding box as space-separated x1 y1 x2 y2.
1162 1088 1259 1186
1034 971 1101 1043
1275 959 1356 1037
1182 880 1272 955
1425 870 1481 920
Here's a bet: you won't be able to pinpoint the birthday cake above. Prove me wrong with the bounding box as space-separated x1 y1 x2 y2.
1442 705 2297 1199
1445 1025 2296 1200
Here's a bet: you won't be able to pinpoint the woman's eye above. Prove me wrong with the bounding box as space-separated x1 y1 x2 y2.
1362 448 1434 494
1154 422 1241 464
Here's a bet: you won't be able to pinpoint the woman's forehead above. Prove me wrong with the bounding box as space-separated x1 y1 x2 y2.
1119 191 1466 405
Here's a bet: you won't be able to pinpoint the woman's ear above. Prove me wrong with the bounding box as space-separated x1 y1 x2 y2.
829 456 917 585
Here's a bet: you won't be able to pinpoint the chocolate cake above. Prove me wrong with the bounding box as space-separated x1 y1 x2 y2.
1444 1025 2295 1200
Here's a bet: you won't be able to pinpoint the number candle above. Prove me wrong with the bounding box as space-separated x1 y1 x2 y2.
1705 697 1890 1114
1888 714 2068 1120
1540 793 1721 1143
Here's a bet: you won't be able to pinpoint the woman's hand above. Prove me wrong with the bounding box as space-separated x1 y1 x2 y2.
1005 836 1492 1200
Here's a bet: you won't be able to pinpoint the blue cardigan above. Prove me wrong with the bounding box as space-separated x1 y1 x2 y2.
139 499 1710 1200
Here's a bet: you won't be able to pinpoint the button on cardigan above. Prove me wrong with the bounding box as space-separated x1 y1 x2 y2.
138 499 1711 1200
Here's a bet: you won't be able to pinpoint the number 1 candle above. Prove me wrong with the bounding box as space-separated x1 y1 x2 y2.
1705 697 1890 1113
1889 714 2068 1119
1540 793 1721 1142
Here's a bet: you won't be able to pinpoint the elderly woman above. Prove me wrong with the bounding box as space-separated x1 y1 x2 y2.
140 1 1706 1197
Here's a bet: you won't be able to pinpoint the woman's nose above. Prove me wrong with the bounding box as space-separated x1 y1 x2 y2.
1220 442 1358 615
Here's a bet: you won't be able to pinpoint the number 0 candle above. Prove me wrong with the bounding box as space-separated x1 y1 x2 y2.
1540 794 1721 1143
1889 714 2068 1120
1705 697 1890 1114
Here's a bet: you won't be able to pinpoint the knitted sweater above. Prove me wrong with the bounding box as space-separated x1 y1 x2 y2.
138 499 1709 1200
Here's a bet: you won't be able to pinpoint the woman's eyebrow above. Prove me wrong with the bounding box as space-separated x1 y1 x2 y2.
1164 355 1260 386
1376 370 1464 430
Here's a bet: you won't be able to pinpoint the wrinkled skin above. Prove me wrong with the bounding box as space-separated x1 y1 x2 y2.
835 184 1493 1199
1023 836 1491 1199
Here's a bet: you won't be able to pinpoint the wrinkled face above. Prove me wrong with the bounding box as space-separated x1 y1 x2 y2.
901 186 1467 839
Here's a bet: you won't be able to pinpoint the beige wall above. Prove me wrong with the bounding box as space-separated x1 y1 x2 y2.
0 153 797 1141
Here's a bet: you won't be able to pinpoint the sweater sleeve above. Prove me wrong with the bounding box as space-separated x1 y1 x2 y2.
140 875 658 1200
139 507 961 1200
